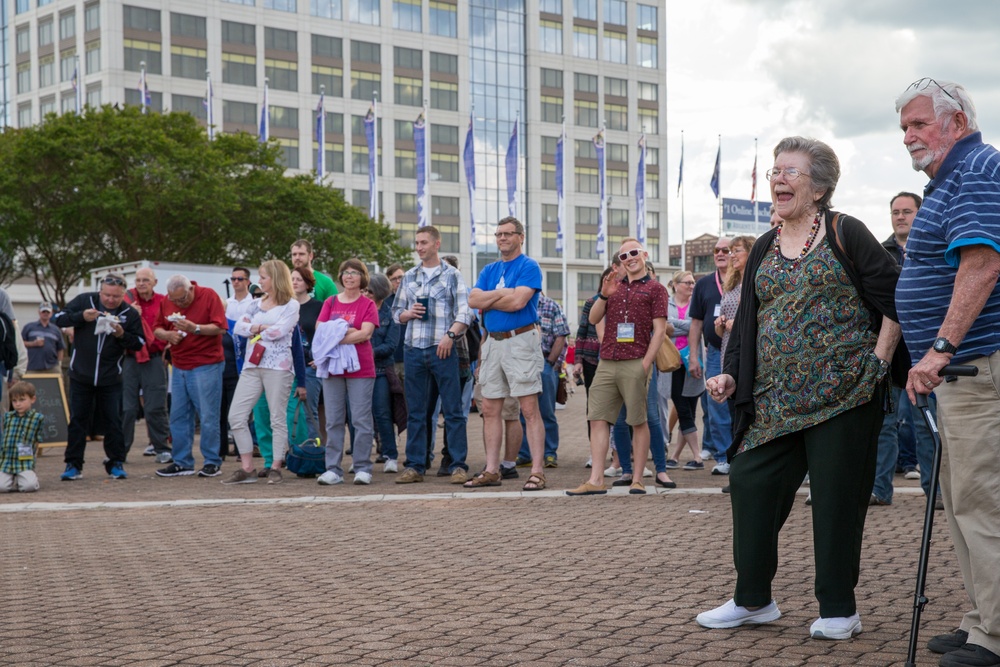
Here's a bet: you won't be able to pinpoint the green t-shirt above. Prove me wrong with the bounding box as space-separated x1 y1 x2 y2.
312 270 338 302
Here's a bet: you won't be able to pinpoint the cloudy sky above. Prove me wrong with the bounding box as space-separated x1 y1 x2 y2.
665 0 1000 242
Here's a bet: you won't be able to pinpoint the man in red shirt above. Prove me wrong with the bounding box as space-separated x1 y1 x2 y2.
122 267 171 463
567 238 669 496
153 275 228 478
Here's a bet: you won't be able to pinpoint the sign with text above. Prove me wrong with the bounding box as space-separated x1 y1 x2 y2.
722 198 772 236
22 372 69 449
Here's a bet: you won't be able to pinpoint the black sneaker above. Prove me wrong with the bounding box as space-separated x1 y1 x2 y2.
928 629 969 655
198 464 221 477
436 466 451 477
156 463 196 477
500 465 519 480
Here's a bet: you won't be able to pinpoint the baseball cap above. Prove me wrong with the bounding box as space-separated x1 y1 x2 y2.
39 302 53 312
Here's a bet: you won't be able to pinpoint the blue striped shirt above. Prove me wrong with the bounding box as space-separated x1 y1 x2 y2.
897 132 1000 364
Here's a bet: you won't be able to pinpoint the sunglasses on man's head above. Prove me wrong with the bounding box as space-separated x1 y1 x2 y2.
617 248 642 262
102 275 126 287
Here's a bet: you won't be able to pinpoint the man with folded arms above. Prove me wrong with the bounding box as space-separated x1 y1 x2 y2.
465 217 547 491
567 238 668 496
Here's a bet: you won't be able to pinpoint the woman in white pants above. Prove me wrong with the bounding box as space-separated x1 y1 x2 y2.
223 259 300 485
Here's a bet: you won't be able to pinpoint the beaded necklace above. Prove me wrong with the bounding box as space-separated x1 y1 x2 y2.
773 211 822 271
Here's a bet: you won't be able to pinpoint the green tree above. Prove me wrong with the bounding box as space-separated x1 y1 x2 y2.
0 106 408 304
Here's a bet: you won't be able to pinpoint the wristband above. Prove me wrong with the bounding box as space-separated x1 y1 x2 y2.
597 293 608 301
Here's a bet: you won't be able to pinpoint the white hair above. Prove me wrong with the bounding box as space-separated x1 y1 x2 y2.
895 78 978 132
165 274 192 292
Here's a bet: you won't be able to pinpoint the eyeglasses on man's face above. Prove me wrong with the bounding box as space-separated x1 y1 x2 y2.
494 231 521 239
713 247 731 255
230 276 247 282
617 248 642 262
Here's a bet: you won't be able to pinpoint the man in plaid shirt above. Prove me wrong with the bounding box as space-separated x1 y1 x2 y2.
392 226 473 484
515 293 569 467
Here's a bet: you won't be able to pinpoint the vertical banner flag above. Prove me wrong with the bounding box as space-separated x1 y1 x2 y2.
71 58 81 114
595 127 607 257
710 141 721 198
138 63 150 114
315 90 326 185
505 118 518 218
414 110 429 228
463 113 477 248
204 72 215 141
365 102 378 219
258 81 269 143
750 154 757 203
677 135 684 197
636 135 647 247
555 129 565 254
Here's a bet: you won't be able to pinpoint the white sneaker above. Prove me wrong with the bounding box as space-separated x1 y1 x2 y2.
585 457 593 468
642 467 653 477
712 462 731 475
810 613 862 640
155 452 173 464
904 468 921 480
347 463 354 473
317 471 343 485
700 449 711 460
383 459 398 473
604 466 622 478
353 471 372 485
143 445 156 456
696 599 782 629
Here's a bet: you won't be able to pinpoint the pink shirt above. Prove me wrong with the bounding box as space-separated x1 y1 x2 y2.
317 295 378 378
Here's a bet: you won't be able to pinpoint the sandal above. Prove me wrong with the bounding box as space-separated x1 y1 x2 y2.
522 473 546 491
463 471 501 488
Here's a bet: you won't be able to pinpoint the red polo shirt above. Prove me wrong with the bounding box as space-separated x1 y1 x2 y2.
599 275 669 361
154 283 227 370
127 289 167 355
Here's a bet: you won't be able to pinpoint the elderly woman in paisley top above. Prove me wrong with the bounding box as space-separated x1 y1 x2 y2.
697 137 901 642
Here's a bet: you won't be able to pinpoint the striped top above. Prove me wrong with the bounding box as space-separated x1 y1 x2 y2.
897 132 1000 364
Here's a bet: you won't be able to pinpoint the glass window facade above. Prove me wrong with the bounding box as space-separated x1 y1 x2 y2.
351 0 380 24
430 81 458 110
170 12 205 39
223 53 256 86
637 4 658 31
540 95 562 123
637 36 657 68
351 70 380 99
224 100 257 124
311 0 342 19
573 0 596 21
574 99 597 127
312 65 343 96
604 0 626 25
430 51 457 74
540 68 562 89
603 31 626 64
429 2 456 37
124 39 162 73
123 5 160 32
394 46 421 69
266 58 298 91
85 3 100 31
313 34 343 58
573 26 597 59
264 0 297 11
222 20 255 45
606 103 626 131
605 76 627 97
172 46 207 80
539 0 561 13
172 93 208 120
393 0 422 32
60 11 76 40
351 39 380 64
394 76 422 106
265 27 297 51
539 20 561 54
86 41 101 74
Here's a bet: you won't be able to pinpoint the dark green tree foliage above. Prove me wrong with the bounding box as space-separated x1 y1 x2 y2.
0 106 408 304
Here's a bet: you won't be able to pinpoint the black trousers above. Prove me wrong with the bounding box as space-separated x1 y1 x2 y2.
730 387 884 618
65 377 126 472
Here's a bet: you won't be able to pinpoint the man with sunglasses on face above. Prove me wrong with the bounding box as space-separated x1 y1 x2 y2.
895 78 1000 667
54 274 146 481
687 237 733 475
567 238 668 495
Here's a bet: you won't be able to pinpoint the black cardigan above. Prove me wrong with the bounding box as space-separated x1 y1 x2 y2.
723 210 901 459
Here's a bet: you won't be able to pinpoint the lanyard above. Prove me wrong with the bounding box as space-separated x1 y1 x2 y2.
714 270 723 296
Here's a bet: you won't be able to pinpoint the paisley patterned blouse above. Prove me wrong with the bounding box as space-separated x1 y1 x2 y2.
739 237 881 453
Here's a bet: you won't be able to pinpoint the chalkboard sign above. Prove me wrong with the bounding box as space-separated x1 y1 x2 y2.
22 373 69 449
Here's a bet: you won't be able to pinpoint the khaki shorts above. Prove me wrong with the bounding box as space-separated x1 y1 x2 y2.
473 381 521 420
587 358 651 425
479 328 544 400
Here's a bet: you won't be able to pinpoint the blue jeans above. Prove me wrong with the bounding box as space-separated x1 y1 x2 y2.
873 386 903 503
613 367 668 474
403 346 468 474
372 372 398 460
901 393 940 498
303 365 323 442
518 361 560 460
702 345 730 463
170 362 223 469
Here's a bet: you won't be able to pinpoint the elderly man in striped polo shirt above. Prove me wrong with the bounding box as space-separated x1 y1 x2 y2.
895 79 1000 667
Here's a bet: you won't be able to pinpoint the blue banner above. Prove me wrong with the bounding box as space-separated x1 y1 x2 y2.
463 114 476 248
258 83 268 143
505 120 518 218
555 133 565 254
710 143 720 197
315 93 325 184
365 104 377 219
595 129 606 257
414 111 428 228
636 136 646 246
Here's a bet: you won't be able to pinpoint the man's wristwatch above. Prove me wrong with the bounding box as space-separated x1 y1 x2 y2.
932 337 957 355
446 331 457 340
195 325 202 335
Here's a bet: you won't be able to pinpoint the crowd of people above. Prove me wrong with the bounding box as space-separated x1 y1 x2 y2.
1 77 999 666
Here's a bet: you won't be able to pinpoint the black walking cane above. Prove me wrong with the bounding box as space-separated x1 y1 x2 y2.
905 363 978 666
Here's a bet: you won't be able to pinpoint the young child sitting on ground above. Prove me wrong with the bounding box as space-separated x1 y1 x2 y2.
0 381 45 493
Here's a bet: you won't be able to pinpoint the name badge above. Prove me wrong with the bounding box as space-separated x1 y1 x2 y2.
17 441 33 461
616 322 635 343
713 304 722 317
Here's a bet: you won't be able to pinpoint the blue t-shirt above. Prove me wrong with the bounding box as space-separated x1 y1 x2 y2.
897 132 1000 364
474 253 542 332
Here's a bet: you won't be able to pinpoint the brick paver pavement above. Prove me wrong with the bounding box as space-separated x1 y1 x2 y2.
0 388 967 666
